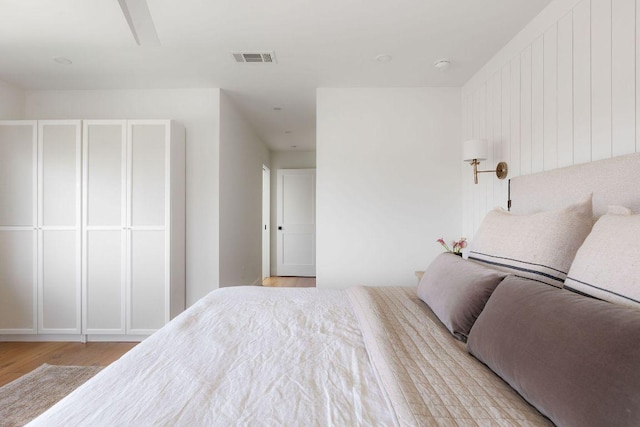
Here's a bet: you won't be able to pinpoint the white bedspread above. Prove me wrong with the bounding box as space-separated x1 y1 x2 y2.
29 287 395 426
30 286 549 426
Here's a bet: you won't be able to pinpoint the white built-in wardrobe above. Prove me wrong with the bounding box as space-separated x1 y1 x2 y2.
0 119 185 341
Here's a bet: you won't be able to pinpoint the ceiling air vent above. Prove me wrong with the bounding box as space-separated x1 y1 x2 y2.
232 52 277 64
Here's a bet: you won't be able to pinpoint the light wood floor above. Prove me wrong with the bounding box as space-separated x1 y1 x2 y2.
262 276 316 287
0 342 137 387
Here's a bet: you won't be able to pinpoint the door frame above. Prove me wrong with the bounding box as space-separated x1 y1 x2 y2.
262 165 271 281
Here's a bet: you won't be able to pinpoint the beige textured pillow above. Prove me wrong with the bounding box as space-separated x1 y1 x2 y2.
469 195 593 287
565 207 640 308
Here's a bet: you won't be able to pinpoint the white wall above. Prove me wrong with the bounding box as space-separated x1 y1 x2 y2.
462 0 640 237
316 88 462 289
24 89 221 306
219 91 271 286
270 150 316 169
0 79 24 119
269 150 316 275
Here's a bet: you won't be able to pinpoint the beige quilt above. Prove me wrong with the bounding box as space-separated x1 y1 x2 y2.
347 286 552 427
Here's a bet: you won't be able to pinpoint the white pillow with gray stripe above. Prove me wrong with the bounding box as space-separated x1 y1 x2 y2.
565 206 640 308
468 195 593 287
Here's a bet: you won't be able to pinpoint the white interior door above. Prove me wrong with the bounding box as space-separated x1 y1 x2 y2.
38 121 82 333
0 122 37 333
83 121 127 334
276 169 316 277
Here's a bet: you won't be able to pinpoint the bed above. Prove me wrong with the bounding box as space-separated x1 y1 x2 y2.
29 153 640 427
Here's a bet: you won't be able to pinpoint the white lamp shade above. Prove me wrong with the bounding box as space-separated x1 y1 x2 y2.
463 139 488 162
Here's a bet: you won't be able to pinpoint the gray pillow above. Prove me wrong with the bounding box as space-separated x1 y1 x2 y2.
468 276 640 427
417 253 508 342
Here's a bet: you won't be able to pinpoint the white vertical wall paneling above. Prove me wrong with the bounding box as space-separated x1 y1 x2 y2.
492 71 502 207
485 77 493 217
531 37 545 173
463 0 587 93
474 86 487 232
479 85 487 139
573 0 592 164
557 11 574 167
472 87 480 137
478 76 495 192
462 95 472 238
466 94 474 233
500 64 511 204
612 0 636 156
520 46 533 175
591 0 612 161
510 56 522 179
637 0 640 153
465 91 475 233
470 90 478 232
544 24 559 170
462 0 640 238
485 75 494 214
478 84 488 230
486 75 493 211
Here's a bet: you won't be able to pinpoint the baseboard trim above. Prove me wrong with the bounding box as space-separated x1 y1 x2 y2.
0 334 149 343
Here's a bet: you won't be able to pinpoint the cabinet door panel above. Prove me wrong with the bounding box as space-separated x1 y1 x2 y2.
0 125 35 226
85 230 124 332
86 125 124 227
0 231 35 331
129 230 165 332
130 124 165 227
42 124 78 226
41 230 78 331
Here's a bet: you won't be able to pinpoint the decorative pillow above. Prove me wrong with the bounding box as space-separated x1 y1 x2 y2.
468 194 593 287
565 206 640 308
416 253 508 342
468 276 640 427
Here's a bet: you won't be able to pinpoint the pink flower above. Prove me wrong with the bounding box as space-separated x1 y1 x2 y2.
436 238 451 252
437 237 467 254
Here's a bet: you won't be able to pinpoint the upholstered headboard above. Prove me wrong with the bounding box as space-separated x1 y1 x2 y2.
508 152 640 217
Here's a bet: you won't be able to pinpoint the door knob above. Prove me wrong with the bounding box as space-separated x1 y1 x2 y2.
278 226 283 230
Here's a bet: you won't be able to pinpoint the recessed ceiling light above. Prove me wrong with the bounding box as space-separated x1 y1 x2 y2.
375 54 392 63
273 107 282 111
53 57 72 65
433 58 451 71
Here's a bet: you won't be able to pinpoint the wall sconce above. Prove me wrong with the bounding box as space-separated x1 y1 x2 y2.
463 139 508 184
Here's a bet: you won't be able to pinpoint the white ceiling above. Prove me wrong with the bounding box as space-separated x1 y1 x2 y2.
0 0 552 151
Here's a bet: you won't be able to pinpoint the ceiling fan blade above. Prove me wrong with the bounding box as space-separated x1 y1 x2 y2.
118 0 160 46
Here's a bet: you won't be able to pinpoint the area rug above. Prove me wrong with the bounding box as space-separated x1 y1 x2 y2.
0 363 102 427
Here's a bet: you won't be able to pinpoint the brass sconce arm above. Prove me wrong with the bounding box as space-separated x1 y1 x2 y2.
469 160 508 184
